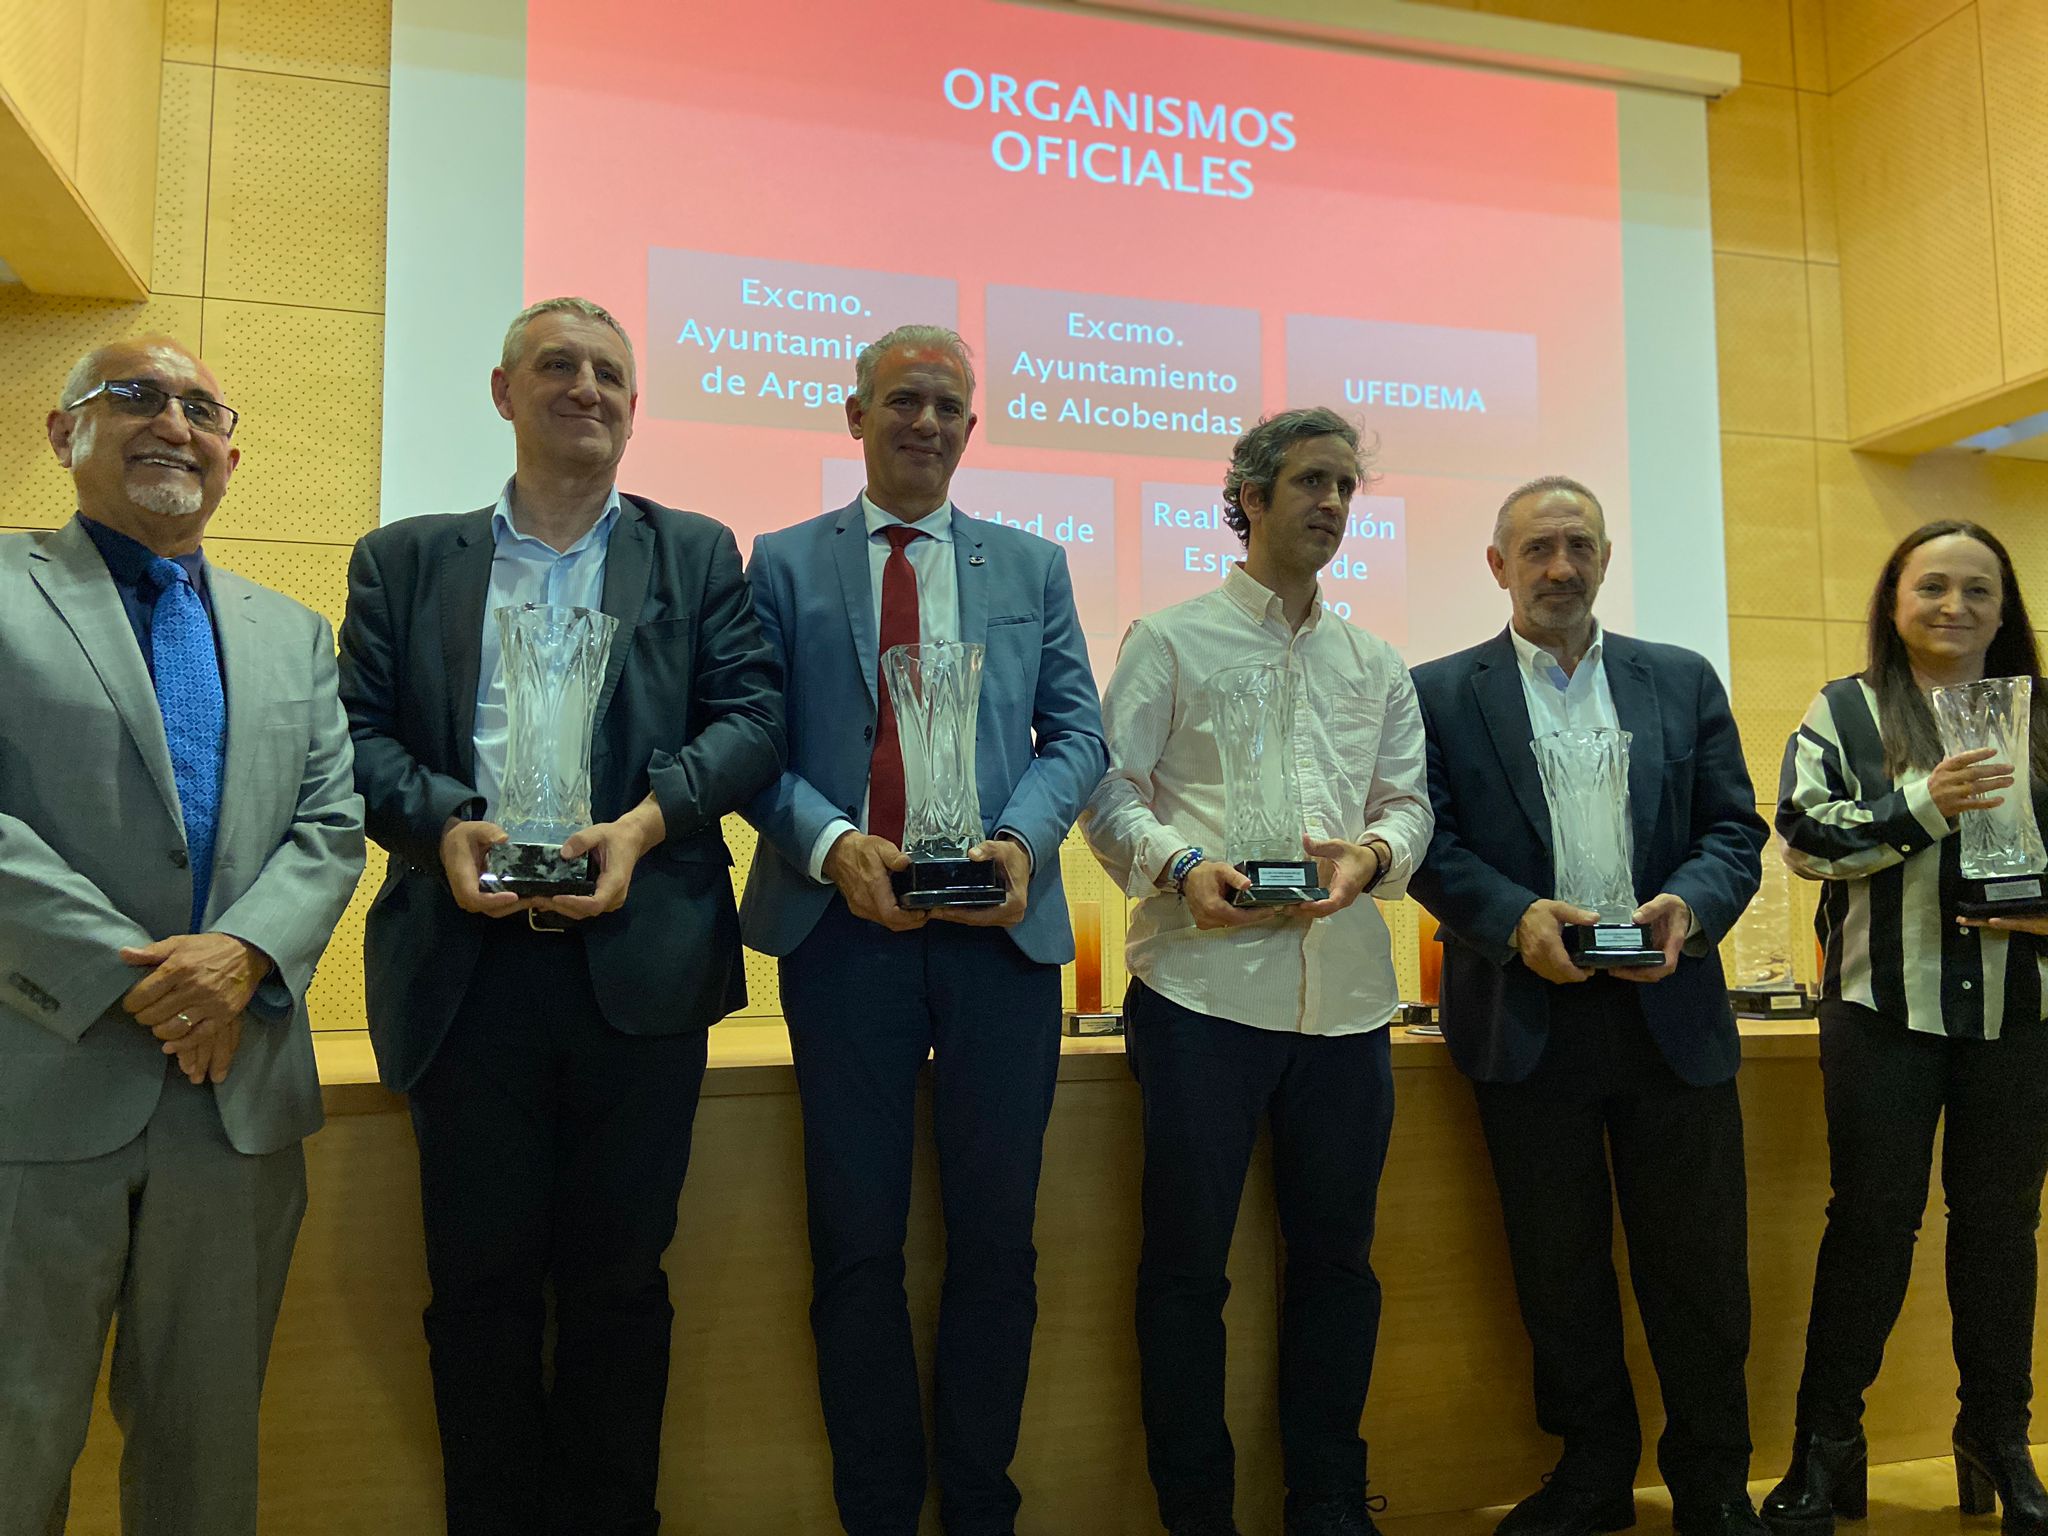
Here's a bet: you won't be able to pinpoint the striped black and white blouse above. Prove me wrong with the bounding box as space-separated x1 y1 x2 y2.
1777 675 2048 1040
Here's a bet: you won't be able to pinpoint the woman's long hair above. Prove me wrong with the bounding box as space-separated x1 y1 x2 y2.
1864 520 2048 780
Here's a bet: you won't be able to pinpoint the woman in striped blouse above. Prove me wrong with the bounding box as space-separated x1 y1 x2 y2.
1764 521 2048 1536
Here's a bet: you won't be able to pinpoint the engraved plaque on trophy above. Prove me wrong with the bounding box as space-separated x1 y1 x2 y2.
1932 675 2048 918
1728 834 1816 1017
479 603 617 897
1530 726 1662 967
884 641 1005 909
1205 663 1327 907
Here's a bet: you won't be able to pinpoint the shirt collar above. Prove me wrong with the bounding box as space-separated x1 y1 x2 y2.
78 514 206 590
490 479 623 555
1221 561 1324 633
861 491 954 544
1509 619 1604 689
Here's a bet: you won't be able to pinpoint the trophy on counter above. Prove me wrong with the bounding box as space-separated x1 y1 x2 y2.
884 640 1005 909
481 603 618 897
1932 675 2048 918
1530 725 1663 966
1206 663 1327 906
1728 833 1817 1017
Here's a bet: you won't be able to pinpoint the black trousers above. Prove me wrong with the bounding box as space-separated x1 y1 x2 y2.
1470 979 1751 1510
1795 999 2048 1440
407 921 709 1536
1125 978 1396 1528
780 897 1063 1536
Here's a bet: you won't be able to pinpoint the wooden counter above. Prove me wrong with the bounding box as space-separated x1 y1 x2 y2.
63 1019 2029 1536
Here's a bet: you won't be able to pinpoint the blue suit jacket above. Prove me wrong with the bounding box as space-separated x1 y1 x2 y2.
739 498 1107 965
1407 627 1766 1087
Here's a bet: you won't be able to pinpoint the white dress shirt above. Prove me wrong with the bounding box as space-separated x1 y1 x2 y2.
1509 620 1616 738
473 481 622 823
804 493 959 879
1083 564 1434 1035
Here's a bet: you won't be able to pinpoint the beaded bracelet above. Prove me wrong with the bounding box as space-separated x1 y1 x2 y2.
1166 846 1206 894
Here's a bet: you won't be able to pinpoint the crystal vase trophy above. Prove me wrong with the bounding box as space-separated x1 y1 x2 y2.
479 603 617 897
1932 676 2048 918
884 641 1004 909
1729 835 1816 1016
1530 726 1662 966
1206 663 1327 906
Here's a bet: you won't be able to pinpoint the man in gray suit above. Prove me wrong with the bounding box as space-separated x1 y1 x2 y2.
0 336 365 1536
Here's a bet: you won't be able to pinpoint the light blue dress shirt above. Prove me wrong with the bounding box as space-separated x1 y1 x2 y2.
473 480 622 822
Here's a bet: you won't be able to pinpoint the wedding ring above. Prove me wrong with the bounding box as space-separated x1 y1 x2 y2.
175 1012 194 1035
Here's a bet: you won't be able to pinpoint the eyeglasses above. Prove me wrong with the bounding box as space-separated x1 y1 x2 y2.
63 379 240 439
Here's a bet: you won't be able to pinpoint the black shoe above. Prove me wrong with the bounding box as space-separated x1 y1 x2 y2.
1495 1480 1637 1536
1954 1427 2048 1536
1287 1491 1388 1536
1675 1495 1768 1536
1168 1514 1244 1536
1761 1428 1869 1536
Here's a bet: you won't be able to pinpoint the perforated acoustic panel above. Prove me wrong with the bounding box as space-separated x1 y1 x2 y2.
307 845 380 1032
1831 7 2002 440
205 67 387 311
152 60 212 298
201 300 382 545
1807 263 1849 441
1796 90 1838 264
1729 617 1830 799
1979 0 2048 380
1722 434 1822 620
163 0 216 65
1706 83 1806 263
216 0 390 85
1715 252 1815 439
1822 0 1971 89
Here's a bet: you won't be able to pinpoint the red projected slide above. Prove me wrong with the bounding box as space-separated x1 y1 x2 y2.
524 0 1629 668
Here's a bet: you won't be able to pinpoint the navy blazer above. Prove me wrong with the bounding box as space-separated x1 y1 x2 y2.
739 498 1107 965
1408 627 1766 1087
338 494 786 1093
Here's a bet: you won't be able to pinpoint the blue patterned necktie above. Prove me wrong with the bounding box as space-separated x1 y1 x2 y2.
143 557 226 931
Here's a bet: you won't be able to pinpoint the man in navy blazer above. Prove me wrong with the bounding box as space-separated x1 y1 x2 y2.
340 298 784 1536
1408 478 1767 1536
741 325 1106 1536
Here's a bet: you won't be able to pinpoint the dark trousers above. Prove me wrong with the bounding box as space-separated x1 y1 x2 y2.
1470 979 1751 1510
1125 978 1396 1528
1795 1000 2048 1440
780 897 1063 1536
407 922 709 1536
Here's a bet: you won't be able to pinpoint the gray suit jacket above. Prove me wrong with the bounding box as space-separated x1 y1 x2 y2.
0 516 366 1161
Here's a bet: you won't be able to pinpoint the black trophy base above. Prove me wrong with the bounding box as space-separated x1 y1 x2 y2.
1564 923 1664 968
891 857 1005 910
1729 985 1819 1020
1396 1001 1442 1036
1062 1010 1125 1038
1956 874 2048 920
479 841 596 898
1229 858 1329 907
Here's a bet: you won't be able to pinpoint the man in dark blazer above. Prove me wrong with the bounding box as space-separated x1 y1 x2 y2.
337 297 784 1536
1408 477 1767 1536
741 325 1106 1536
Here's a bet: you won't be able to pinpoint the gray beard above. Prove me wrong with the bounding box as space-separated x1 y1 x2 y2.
131 481 204 518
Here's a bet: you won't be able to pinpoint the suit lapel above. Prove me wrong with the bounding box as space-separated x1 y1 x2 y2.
1472 629 1552 847
833 499 878 710
1605 636 1664 877
951 508 988 650
594 501 652 728
438 509 495 780
208 565 265 879
29 518 183 829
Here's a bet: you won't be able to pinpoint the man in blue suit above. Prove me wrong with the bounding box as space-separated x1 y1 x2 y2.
1408 478 1767 1536
741 324 1107 1536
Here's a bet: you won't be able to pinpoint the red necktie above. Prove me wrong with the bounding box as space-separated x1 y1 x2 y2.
867 524 927 847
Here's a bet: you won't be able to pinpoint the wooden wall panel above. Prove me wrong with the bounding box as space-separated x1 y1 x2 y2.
1979 0 2048 380
1831 7 2002 441
1471 0 1796 86
151 59 212 299
216 0 391 86
1708 83 1807 262
1821 0 1970 90
1715 252 1816 439
1728 617 1830 795
1723 435 1822 619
